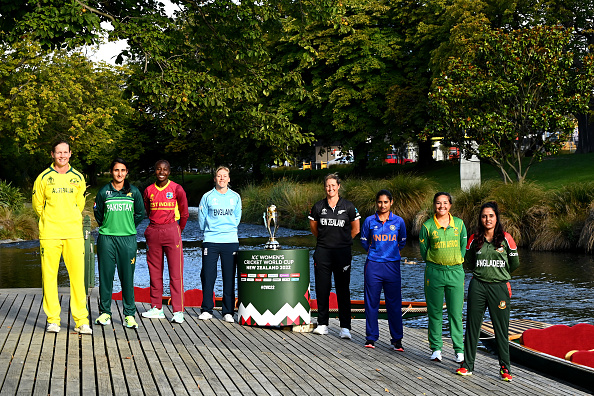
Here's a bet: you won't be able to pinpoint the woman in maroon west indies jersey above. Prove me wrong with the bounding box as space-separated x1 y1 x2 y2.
308 173 360 339
141 160 189 324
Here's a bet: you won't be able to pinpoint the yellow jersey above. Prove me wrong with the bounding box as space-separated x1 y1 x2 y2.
32 164 86 239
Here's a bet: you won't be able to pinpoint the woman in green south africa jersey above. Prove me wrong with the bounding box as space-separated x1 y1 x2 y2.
419 192 467 364
94 158 145 329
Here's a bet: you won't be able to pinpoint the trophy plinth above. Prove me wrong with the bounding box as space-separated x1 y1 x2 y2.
264 205 281 250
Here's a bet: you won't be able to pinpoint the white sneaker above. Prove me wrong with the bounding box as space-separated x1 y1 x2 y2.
455 352 464 363
199 311 213 320
313 324 328 335
46 323 60 333
74 324 93 335
142 307 165 319
223 314 234 323
339 328 351 339
430 350 442 362
171 311 184 324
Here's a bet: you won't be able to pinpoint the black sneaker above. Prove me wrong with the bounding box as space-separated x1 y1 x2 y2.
364 340 375 349
392 339 404 352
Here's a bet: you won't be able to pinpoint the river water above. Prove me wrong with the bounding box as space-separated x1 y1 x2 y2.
1 215 593 328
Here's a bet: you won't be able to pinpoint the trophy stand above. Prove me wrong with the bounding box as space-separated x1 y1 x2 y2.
236 205 312 332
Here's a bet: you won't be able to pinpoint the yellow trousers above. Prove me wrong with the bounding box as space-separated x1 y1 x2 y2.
40 238 89 327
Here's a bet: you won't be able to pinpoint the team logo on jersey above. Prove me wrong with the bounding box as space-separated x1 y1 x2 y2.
93 202 97 210
432 230 439 239
338 209 346 215
496 247 504 253
321 209 327 215
70 178 80 186
150 194 154 201
47 176 55 186
498 301 507 309
131 257 136 265
166 192 174 199
127 192 132 197
453 226 459 236
390 225 396 231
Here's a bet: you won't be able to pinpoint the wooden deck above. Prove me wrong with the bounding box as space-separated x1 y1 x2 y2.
0 288 590 395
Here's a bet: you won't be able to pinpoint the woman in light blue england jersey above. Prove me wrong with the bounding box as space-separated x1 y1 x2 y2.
198 166 242 322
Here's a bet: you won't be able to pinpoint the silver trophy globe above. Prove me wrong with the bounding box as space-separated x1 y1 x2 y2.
264 205 281 250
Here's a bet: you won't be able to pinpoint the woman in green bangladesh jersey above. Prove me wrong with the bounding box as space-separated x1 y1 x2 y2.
456 201 519 382
419 192 467 364
94 159 145 329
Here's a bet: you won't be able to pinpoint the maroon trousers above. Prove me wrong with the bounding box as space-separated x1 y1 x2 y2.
144 222 184 312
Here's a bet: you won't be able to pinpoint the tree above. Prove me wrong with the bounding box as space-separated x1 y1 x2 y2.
428 25 594 183
0 40 134 185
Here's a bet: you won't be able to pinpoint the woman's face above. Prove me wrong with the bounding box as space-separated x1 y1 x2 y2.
434 194 451 217
481 207 497 232
111 162 128 184
324 178 340 199
215 169 230 190
155 161 171 183
376 195 392 215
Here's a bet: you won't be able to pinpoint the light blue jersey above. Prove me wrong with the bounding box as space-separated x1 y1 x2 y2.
198 188 242 243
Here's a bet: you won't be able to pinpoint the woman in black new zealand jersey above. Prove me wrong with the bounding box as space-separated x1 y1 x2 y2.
308 173 360 339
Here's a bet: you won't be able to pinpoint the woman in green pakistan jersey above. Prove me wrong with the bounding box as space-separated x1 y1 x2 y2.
419 192 467 363
94 158 145 329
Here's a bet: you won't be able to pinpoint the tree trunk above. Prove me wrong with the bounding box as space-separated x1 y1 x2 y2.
416 139 435 166
576 111 594 153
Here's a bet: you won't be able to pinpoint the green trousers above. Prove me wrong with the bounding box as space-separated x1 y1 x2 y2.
97 234 138 317
462 277 511 372
424 262 465 353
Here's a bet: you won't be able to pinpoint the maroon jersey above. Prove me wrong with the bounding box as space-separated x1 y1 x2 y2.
143 180 189 231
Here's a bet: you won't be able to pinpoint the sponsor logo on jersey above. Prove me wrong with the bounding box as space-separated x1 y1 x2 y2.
166 192 174 199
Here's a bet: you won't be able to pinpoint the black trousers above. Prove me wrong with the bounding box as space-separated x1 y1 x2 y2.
313 246 352 329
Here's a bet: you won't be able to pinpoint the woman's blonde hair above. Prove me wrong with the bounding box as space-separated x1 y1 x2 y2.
215 166 230 176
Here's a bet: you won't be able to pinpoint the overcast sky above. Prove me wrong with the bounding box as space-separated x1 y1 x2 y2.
87 0 178 65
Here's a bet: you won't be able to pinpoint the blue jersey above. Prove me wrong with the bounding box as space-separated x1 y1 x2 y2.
198 187 242 243
360 212 407 262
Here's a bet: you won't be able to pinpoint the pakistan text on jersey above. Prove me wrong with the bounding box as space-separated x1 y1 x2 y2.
213 209 234 216
52 188 74 193
476 259 506 268
432 240 459 249
106 204 133 212
320 218 345 227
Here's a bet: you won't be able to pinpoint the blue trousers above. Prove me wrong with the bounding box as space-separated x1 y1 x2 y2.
364 259 403 343
201 242 239 316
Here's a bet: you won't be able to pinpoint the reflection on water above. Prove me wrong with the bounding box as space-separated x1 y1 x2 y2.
1 217 593 327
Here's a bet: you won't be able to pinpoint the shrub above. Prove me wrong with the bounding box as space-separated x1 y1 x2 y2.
0 206 38 240
452 181 499 231
0 180 25 211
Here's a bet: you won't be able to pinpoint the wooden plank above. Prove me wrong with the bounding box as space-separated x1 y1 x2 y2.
89 288 114 396
0 294 34 395
134 303 177 395
0 293 26 391
80 291 96 395
66 300 81 395
49 292 69 396
102 299 129 395
182 308 280 396
15 294 45 395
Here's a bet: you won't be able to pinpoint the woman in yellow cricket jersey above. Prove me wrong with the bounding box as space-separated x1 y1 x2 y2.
32 140 92 335
419 192 467 363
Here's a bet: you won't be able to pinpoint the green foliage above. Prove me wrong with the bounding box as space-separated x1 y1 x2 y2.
0 206 38 240
0 180 25 211
343 175 436 229
241 180 323 229
451 180 499 230
428 25 594 183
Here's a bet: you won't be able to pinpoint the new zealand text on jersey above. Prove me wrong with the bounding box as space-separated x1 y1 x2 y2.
320 218 345 227
433 240 459 249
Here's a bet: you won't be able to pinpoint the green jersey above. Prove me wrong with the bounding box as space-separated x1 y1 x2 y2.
419 214 467 265
464 232 520 282
94 181 145 236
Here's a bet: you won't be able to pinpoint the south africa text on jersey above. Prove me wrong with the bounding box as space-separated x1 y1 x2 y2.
433 240 459 249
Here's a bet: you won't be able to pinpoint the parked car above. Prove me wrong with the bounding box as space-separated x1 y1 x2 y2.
327 156 354 165
384 154 413 164
449 147 460 160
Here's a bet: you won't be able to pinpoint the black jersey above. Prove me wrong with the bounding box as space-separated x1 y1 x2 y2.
309 197 360 248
